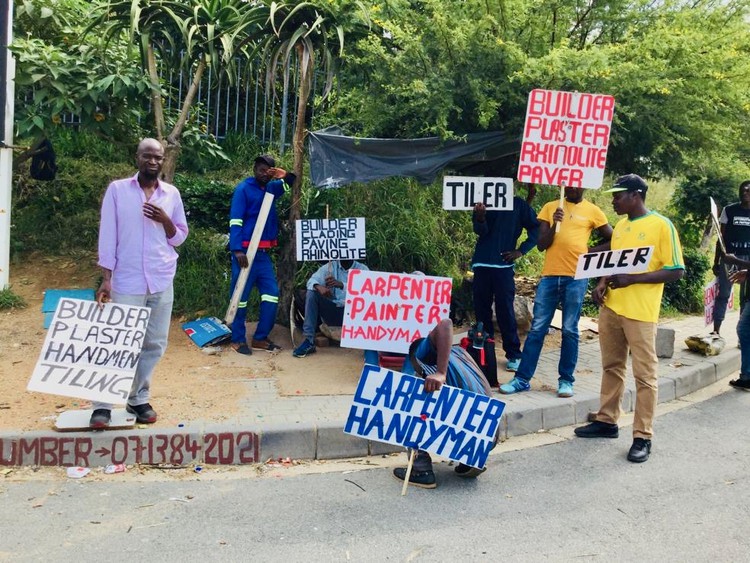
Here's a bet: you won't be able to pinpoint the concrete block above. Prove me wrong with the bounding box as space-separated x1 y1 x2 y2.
709 349 740 380
316 422 369 459
574 397 601 424
657 377 676 403
656 326 675 358
369 440 404 456
541 401 576 430
260 423 316 462
673 363 716 398
506 405 543 437
200 424 261 465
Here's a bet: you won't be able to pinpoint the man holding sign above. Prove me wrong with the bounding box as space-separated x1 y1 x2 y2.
392 319 496 488
91 138 189 428
500 187 611 396
574 175 684 463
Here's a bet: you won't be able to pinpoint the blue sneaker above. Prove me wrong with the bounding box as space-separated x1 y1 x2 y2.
293 339 316 358
557 381 574 398
499 377 530 395
506 358 521 371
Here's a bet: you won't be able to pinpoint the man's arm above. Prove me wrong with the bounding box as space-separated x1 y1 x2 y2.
588 223 613 253
472 203 489 236
606 268 685 289
536 216 557 251
423 319 453 392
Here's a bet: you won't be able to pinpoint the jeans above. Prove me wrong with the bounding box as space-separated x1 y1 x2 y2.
93 285 174 410
472 266 521 360
516 276 588 384
737 303 750 380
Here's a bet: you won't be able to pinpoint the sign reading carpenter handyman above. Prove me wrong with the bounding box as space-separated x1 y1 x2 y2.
345 365 505 469
574 247 654 279
704 277 734 326
442 176 515 211
28 298 150 404
296 217 366 261
517 89 615 189
341 270 452 354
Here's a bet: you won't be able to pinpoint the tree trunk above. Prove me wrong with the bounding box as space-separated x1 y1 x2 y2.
276 46 312 325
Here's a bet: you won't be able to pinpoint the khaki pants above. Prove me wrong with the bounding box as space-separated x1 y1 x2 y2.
596 306 658 439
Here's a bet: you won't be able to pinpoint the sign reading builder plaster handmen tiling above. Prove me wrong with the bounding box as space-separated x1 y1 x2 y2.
27 298 150 404
442 176 515 210
341 270 452 354
296 217 366 262
344 365 505 469
517 89 615 189
574 246 654 279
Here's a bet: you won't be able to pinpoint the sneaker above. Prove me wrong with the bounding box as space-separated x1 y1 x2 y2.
293 339 316 358
729 378 750 391
499 377 530 395
574 420 619 438
392 467 437 489
506 358 521 372
251 338 282 352
454 463 487 478
89 409 111 429
557 381 574 398
126 403 158 424
627 438 652 463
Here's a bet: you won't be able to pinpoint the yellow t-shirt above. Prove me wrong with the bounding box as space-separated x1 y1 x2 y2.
604 211 684 323
539 199 608 276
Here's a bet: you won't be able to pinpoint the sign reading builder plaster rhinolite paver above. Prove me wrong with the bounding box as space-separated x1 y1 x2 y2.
27 298 150 404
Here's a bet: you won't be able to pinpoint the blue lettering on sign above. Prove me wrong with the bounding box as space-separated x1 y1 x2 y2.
344 404 371 434
371 371 394 408
383 413 411 443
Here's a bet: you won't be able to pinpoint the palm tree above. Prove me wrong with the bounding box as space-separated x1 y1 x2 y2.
88 0 267 181
256 0 372 319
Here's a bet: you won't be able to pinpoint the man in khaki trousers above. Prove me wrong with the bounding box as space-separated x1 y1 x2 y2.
574 174 684 463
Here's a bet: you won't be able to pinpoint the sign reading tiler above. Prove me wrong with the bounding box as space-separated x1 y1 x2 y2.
28 298 150 404
517 89 615 189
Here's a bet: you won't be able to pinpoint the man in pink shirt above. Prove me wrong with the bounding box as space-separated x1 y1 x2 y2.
91 138 189 428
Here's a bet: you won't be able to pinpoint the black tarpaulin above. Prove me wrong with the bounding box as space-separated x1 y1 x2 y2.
308 126 521 188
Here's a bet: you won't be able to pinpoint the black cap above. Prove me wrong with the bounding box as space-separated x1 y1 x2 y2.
605 174 648 194
254 154 276 167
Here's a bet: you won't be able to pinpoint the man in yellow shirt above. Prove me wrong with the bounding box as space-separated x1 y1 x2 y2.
574 174 684 463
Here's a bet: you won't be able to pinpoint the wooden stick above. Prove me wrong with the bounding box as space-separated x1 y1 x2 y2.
225 191 276 325
401 449 416 496
555 183 565 233
326 205 332 277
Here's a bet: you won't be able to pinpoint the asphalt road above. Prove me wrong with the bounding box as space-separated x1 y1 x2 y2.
1 385 749 562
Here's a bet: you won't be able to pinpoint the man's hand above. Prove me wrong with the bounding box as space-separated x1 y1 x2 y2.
730 269 748 284
143 202 176 237
96 279 112 309
592 278 607 305
424 372 446 392
267 167 287 179
325 275 343 289
607 274 634 290
234 251 249 268
501 250 522 263
474 202 486 223
315 284 332 298
552 207 565 223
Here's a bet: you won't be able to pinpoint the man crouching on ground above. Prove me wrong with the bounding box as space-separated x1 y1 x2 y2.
393 318 496 488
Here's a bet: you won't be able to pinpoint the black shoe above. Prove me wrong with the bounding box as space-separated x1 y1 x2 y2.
729 378 750 391
89 409 111 429
454 463 487 478
392 467 437 489
627 438 652 463
126 403 158 424
574 421 619 438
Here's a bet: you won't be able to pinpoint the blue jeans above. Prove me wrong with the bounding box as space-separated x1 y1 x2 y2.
737 303 750 380
516 276 588 384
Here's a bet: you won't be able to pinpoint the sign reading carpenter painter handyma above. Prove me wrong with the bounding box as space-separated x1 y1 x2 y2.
442 176 515 211
341 270 452 354
574 246 654 279
344 365 505 469
517 89 615 189
28 298 150 404
704 277 734 326
295 217 366 261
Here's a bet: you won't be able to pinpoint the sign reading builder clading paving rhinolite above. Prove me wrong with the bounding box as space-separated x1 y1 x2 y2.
28 298 150 404
295 217 366 262
574 246 654 279
345 365 505 469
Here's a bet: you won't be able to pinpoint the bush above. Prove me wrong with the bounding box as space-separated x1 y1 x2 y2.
177 174 235 232
0 287 27 310
662 248 710 314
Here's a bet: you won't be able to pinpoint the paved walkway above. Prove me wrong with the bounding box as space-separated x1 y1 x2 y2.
0 312 741 467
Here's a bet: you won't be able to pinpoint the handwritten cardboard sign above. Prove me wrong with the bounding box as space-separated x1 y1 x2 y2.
574 247 654 279
517 89 615 188
704 277 734 326
341 270 452 354
344 365 504 469
442 176 515 210
296 217 366 261
28 298 150 404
